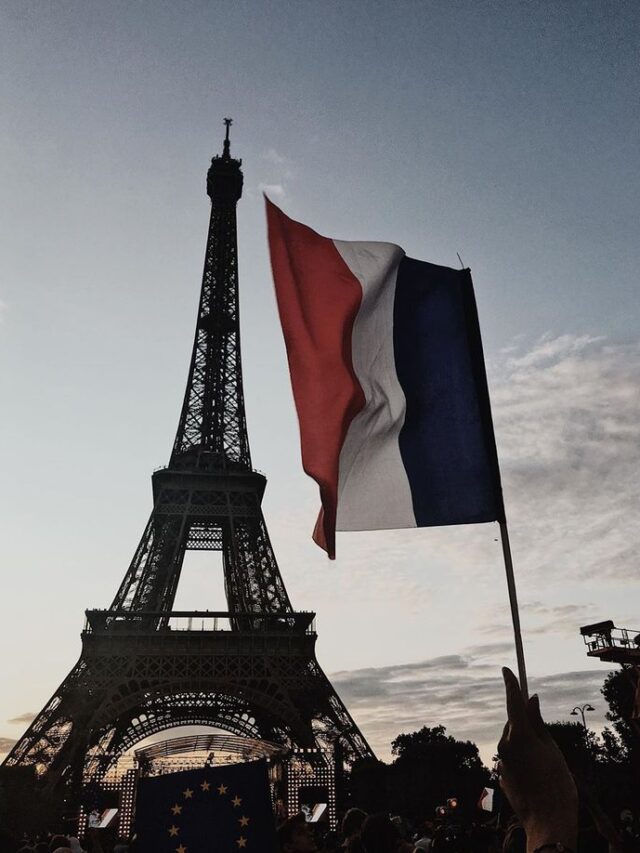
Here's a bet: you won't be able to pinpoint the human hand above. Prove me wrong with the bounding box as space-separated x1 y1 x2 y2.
497 667 578 853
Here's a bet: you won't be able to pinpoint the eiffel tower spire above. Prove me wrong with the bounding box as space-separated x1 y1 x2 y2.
108 120 289 617
172 117 250 471
3 123 373 827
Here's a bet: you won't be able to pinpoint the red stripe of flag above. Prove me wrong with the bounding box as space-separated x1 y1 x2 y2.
265 197 365 558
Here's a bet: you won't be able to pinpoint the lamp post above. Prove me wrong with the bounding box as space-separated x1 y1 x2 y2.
570 703 595 729
570 703 597 782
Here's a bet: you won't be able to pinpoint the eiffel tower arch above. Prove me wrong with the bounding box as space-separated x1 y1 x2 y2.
3 120 373 812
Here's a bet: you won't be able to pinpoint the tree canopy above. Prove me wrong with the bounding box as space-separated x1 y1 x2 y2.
389 725 490 820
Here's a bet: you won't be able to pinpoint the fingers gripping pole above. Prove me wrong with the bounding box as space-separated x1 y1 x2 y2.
499 520 529 699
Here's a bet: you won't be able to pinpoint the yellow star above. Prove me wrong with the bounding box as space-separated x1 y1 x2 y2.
176 846 187 853
232 795 242 807
217 783 228 795
168 825 179 837
183 788 194 799
239 816 250 827
236 838 247 848
200 780 211 792
171 804 183 815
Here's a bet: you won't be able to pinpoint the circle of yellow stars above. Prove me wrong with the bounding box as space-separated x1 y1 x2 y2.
166 776 252 851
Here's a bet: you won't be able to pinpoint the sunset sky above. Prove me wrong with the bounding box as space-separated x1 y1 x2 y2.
1 0 639 763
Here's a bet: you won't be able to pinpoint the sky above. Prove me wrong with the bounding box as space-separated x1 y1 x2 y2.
1 0 639 765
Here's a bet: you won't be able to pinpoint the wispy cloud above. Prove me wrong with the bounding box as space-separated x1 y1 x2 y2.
477 602 603 640
502 333 604 370
263 148 287 166
7 712 35 724
259 182 286 201
492 334 640 583
331 650 611 761
257 148 295 202
0 737 16 754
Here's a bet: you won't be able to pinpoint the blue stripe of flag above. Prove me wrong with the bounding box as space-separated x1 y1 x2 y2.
393 257 505 527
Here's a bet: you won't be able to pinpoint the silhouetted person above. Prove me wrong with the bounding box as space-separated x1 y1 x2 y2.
414 823 434 852
342 809 367 849
278 812 318 853
360 814 413 853
432 821 468 853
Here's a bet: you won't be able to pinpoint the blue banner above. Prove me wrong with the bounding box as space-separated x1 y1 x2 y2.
134 759 277 852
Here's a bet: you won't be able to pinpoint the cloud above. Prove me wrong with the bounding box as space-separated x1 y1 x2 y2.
522 603 602 636
477 602 603 640
262 148 295 179
7 712 35 724
263 148 287 166
0 299 7 322
0 737 16 753
257 148 295 202
331 650 612 761
502 334 604 370
492 334 640 583
259 183 286 201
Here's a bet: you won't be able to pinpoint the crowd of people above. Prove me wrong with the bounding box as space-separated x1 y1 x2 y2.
277 668 637 853
280 808 530 853
9 669 638 853
13 839 126 853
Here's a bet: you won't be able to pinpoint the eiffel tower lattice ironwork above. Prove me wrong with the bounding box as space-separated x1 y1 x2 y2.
4 119 373 803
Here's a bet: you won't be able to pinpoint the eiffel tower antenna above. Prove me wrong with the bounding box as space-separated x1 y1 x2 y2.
223 116 232 157
3 121 373 826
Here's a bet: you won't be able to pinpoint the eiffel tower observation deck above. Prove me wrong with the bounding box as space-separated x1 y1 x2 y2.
3 119 373 815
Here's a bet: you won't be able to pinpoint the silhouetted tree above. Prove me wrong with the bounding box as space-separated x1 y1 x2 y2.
599 667 639 811
599 726 627 764
601 667 639 763
545 670 638 815
348 757 390 814
388 726 490 821
545 721 598 780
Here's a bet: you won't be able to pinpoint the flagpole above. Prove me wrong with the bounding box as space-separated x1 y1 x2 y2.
499 520 529 699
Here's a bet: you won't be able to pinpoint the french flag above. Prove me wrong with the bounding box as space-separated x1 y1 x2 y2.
266 198 504 559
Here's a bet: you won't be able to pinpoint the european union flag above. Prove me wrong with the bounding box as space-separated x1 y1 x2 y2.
134 759 277 852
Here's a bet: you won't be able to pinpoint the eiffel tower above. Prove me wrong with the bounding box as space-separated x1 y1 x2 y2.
4 120 373 808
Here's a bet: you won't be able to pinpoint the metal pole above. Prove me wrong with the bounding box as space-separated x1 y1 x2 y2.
499 520 529 699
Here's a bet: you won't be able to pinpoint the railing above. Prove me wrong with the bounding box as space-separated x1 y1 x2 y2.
152 462 267 476
581 624 640 654
83 609 316 636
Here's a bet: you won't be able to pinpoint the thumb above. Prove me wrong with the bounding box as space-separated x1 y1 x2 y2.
527 694 549 738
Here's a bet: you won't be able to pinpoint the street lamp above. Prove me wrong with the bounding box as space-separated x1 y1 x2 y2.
570 703 597 780
570 703 595 729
